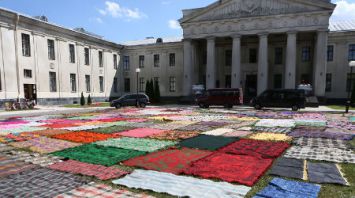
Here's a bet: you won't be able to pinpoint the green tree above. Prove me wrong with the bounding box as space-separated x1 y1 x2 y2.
154 80 161 103
351 81 355 105
87 94 92 105
147 79 154 101
80 92 85 106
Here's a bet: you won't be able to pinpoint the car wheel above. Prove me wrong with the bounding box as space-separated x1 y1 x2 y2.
204 104 210 108
115 103 121 109
292 105 299 111
198 103 204 108
139 103 146 108
254 104 262 110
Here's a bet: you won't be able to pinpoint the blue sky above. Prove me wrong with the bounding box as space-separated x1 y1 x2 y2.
0 0 353 43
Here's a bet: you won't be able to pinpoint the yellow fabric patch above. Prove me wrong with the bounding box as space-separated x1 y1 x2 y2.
248 132 292 141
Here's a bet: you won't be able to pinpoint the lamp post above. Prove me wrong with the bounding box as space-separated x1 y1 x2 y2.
135 68 141 107
346 61 355 113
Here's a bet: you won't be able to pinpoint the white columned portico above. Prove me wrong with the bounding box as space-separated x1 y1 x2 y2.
257 33 269 95
231 35 241 88
285 32 297 89
183 39 193 96
206 37 216 89
314 30 328 97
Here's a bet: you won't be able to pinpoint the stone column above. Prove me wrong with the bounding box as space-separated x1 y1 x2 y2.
206 37 216 89
257 33 269 95
314 30 328 97
285 32 297 89
183 39 193 96
231 34 241 88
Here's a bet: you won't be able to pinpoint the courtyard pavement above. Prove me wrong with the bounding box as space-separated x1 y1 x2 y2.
0 106 354 197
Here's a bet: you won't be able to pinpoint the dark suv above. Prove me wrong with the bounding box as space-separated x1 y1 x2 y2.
196 88 243 108
251 89 306 111
110 93 149 108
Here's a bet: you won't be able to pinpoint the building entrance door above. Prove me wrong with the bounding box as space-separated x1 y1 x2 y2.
24 84 37 103
245 74 257 98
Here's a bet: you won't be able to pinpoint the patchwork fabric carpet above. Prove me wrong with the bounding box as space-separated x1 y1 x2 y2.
123 148 212 174
49 160 129 180
52 144 146 166
0 143 15 152
269 157 305 180
222 131 252 137
293 137 351 149
183 153 273 186
218 139 290 159
10 137 81 154
307 162 347 185
89 125 133 134
255 119 295 128
0 168 87 198
22 129 72 137
0 154 38 178
252 126 292 133
95 137 176 152
288 128 353 140
284 146 355 163
254 178 321 198
247 132 292 142
179 135 238 151
113 169 251 198
294 120 327 127
4 150 64 167
148 130 200 140
176 123 216 132
202 128 235 136
52 131 117 143
118 128 166 138
55 182 155 198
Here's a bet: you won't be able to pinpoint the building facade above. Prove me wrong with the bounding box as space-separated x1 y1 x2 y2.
0 0 354 105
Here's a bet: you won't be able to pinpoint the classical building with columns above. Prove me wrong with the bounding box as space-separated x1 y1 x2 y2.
1 0 355 105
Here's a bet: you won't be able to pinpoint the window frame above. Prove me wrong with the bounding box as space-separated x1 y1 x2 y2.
84 48 90 65
98 51 103 67
139 55 145 68
99 76 104 92
139 77 145 92
113 77 118 93
327 45 334 62
169 53 175 67
124 78 130 92
274 47 283 65
21 33 31 57
169 76 176 92
49 72 57 92
85 75 91 92
348 44 355 61
154 54 160 67
225 50 232 66
69 44 75 63
301 46 311 62
113 54 118 69
70 73 77 93
47 39 55 60
249 48 257 63
325 73 332 92
123 56 130 70
24 69 32 78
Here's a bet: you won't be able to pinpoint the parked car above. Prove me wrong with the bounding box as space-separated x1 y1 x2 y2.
196 88 243 108
110 93 149 108
251 89 306 111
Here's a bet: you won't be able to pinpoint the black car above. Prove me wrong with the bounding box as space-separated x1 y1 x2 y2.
110 93 149 108
251 89 306 111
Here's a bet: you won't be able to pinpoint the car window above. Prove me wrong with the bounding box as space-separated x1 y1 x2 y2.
260 91 270 98
271 92 282 100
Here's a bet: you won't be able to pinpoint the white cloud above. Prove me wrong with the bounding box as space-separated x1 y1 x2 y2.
99 1 146 20
168 19 181 30
332 0 355 21
95 17 103 24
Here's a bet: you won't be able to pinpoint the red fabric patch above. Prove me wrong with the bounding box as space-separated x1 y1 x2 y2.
183 153 273 186
41 123 77 128
218 139 290 159
123 148 212 174
119 128 166 138
49 160 128 180
52 131 118 143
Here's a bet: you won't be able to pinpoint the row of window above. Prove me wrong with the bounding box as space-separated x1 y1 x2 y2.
21 33 118 69
123 77 177 93
123 53 176 70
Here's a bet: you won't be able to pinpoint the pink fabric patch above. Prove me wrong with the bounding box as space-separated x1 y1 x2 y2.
223 131 253 137
118 128 166 138
49 160 128 180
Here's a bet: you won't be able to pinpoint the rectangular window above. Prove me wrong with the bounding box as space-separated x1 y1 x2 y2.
84 48 90 65
21 33 31 57
346 73 355 92
139 55 145 68
326 73 332 92
274 47 283 64
113 54 118 69
85 75 91 92
169 53 175 67
24 69 32 78
99 51 103 67
69 44 75 63
139 77 145 92
169 77 176 92
327 45 334 62
301 47 311 62
225 50 232 66
47 39 55 60
123 56 130 70
113 77 118 92
49 72 57 92
202 51 207 65
225 75 231 88
154 54 160 67
70 73 77 92
273 74 282 89
99 76 104 92
124 78 130 92
348 44 355 61
249 48 257 63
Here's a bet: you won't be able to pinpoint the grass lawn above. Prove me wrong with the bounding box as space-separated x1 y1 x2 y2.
327 105 355 111
63 102 110 108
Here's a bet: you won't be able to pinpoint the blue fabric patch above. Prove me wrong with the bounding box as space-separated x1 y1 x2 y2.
254 178 321 198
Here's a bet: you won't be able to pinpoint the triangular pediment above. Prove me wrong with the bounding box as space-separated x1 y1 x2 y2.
181 0 335 23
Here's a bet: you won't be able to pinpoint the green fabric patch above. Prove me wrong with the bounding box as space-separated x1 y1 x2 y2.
95 137 177 152
51 144 145 166
90 125 134 134
179 135 238 151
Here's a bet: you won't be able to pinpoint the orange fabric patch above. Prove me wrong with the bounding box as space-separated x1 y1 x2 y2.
52 131 118 143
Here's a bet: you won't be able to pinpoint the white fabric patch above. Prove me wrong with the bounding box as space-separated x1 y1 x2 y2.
255 119 295 128
203 128 235 136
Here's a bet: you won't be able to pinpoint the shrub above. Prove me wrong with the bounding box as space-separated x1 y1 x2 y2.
154 80 161 103
87 94 92 105
80 92 85 106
